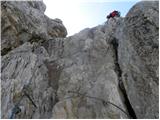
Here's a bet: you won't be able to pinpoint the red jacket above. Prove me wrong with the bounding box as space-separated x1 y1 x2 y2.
111 11 116 17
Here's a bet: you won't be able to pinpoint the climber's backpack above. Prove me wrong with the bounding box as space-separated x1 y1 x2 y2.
112 11 121 17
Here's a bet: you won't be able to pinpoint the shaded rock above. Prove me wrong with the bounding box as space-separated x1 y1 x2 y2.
1 1 67 56
1 42 63 118
116 1 159 118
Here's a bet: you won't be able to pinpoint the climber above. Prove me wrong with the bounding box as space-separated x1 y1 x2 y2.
106 10 120 19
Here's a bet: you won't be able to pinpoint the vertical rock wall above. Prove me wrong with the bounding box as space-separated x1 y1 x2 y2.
1 1 159 119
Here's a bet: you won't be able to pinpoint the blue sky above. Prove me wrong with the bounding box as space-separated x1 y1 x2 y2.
43 0 140 36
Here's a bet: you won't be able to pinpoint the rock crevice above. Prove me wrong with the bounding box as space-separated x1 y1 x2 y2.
1 1 159 119
111 37 137 119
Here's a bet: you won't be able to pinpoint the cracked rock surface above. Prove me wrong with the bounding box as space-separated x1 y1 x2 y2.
1 1 67 56
1 1 159 119
115 1 159 118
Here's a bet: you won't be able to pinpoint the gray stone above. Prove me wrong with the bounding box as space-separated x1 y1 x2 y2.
1 0 159 119
1 1 67 56
116 1 159 118
51 26 128 118
1 42 62 119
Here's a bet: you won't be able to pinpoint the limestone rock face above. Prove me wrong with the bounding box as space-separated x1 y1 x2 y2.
1 1 67 56
116 1 159 118
1 1 159 119
51 24 129 118
1 42 62 118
